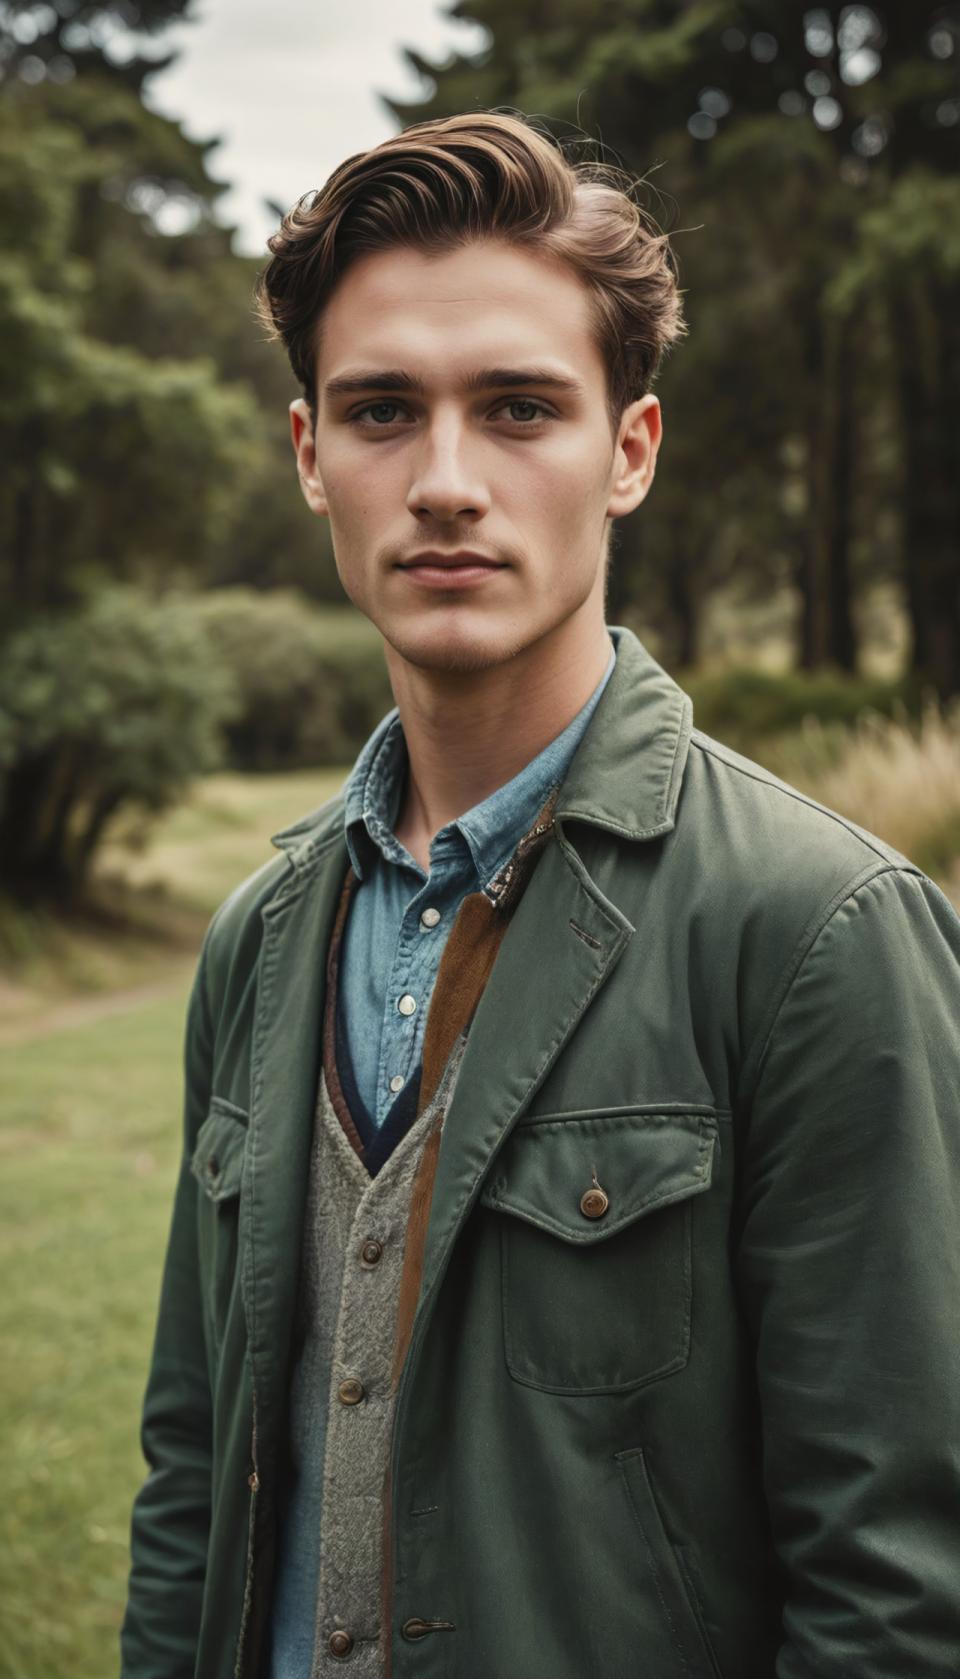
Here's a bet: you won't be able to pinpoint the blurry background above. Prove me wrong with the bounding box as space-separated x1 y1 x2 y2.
1 3 959 1673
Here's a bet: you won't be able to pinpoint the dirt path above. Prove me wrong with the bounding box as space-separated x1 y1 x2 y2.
0 961 194 1048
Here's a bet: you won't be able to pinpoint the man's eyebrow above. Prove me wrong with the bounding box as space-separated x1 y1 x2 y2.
322 367 586 399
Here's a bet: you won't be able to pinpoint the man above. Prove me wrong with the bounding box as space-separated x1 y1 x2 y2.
120 111 960 1679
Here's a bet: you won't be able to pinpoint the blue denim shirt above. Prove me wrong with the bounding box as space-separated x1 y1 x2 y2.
338 632 617 1131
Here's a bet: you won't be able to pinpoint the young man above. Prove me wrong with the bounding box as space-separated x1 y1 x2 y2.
120 113 960 1679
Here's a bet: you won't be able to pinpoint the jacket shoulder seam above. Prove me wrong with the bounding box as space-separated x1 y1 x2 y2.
738 862 917 1110
690 732 905 868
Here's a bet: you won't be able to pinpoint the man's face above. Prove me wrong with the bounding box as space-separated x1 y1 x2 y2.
290 237 660 674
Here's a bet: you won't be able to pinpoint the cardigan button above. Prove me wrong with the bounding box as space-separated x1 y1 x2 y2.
580 1186 609 1219
360 1238 383 1267
338 1377 366 1405
329 1629 354 1658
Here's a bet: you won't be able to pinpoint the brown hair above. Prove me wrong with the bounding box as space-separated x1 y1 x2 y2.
254 109 688 433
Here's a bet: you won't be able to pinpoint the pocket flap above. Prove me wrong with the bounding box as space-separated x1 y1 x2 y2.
479 1110 717 1243
190 1097 249 1203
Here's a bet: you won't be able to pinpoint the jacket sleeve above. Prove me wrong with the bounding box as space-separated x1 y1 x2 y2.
120 940 216 1679
735 865 960 1678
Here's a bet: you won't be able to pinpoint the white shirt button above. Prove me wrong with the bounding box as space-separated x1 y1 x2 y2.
397 993 417 1017
389 1074 405 1093
420 907 441 929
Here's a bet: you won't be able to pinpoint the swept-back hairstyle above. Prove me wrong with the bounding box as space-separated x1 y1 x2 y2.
254 110 687 433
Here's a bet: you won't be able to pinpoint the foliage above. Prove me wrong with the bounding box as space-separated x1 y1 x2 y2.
685 663 916 753
0 71 342 612
0 589 235 899
0 0 196 91
194 590 393 771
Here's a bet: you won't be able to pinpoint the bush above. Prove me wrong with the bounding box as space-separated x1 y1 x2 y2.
0 588 235 900
194 589 393 771
685 665 918 756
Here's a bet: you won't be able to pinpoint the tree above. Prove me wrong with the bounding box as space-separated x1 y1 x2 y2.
0 589 235 901
0 0 195 94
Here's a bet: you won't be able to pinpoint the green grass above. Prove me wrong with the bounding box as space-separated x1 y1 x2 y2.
0 766 348 1677
98 765 350 918
0 992 187 1679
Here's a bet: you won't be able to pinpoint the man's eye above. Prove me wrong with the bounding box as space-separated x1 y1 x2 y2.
352 401 406 425
498 399 550 424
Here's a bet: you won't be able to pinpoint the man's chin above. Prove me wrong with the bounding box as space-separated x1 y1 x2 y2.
381 615 534 677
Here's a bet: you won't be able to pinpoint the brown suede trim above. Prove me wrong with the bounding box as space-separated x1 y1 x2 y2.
484 786 559 914
320 863 365 1161
416 892 502 1119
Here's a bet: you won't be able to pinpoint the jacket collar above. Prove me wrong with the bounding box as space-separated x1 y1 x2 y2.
269 624 692 869
555 624 692 842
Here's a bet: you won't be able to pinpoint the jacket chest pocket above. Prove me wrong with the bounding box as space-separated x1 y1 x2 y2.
479 1109 717 1395
190 1096 249 1354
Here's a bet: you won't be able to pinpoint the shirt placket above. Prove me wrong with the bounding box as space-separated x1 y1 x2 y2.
374 834 469 1127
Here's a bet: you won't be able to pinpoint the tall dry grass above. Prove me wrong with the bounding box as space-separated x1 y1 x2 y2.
783 701 960 904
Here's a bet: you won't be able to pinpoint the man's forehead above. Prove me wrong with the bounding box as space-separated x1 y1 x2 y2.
317 242 602 393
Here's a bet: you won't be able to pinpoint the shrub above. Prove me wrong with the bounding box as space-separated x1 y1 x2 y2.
194 590 393 770
0 589 235 900
686 666 917 756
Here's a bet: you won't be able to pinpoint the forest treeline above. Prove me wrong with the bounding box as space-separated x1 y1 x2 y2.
1 0 958 901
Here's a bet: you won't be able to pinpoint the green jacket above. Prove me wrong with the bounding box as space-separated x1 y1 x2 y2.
121 628 960 1679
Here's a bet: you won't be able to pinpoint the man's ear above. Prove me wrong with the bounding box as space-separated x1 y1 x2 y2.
290 397 329 517
606 395 662 519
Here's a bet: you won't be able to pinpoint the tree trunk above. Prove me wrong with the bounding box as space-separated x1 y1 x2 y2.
896 275 960 699
796 305 858 671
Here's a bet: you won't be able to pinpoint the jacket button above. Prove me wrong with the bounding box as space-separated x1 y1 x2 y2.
360 1238 383 1267
580 1187 609 1219
400 1616 455 1640
328 1629 354 1657
338 1377 366 1405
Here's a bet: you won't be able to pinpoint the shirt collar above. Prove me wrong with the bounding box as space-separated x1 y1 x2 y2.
342 708 407 881
272 627 693 869
342 634 617 886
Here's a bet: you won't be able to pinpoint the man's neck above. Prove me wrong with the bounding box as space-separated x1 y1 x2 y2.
385 611 612 872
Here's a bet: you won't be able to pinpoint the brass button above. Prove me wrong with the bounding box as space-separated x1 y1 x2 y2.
360 1238 383 1267
337 1377 365 1405
329 1629 354 1658
580 1186 609 1219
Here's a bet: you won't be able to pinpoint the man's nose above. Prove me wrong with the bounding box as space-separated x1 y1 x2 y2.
406 418 491 522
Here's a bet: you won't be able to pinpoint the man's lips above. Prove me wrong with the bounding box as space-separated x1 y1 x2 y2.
396 550 506 570
395 550 509 590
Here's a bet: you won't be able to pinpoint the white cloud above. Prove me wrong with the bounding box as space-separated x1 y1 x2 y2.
144 0 488 255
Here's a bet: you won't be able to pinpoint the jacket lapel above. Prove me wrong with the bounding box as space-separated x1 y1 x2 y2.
419 826 634 1302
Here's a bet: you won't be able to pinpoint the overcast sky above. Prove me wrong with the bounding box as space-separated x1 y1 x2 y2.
144 0 490 257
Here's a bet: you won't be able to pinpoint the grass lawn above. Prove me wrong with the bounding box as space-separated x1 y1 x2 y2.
1 993 187 1679
0 768 345 1679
